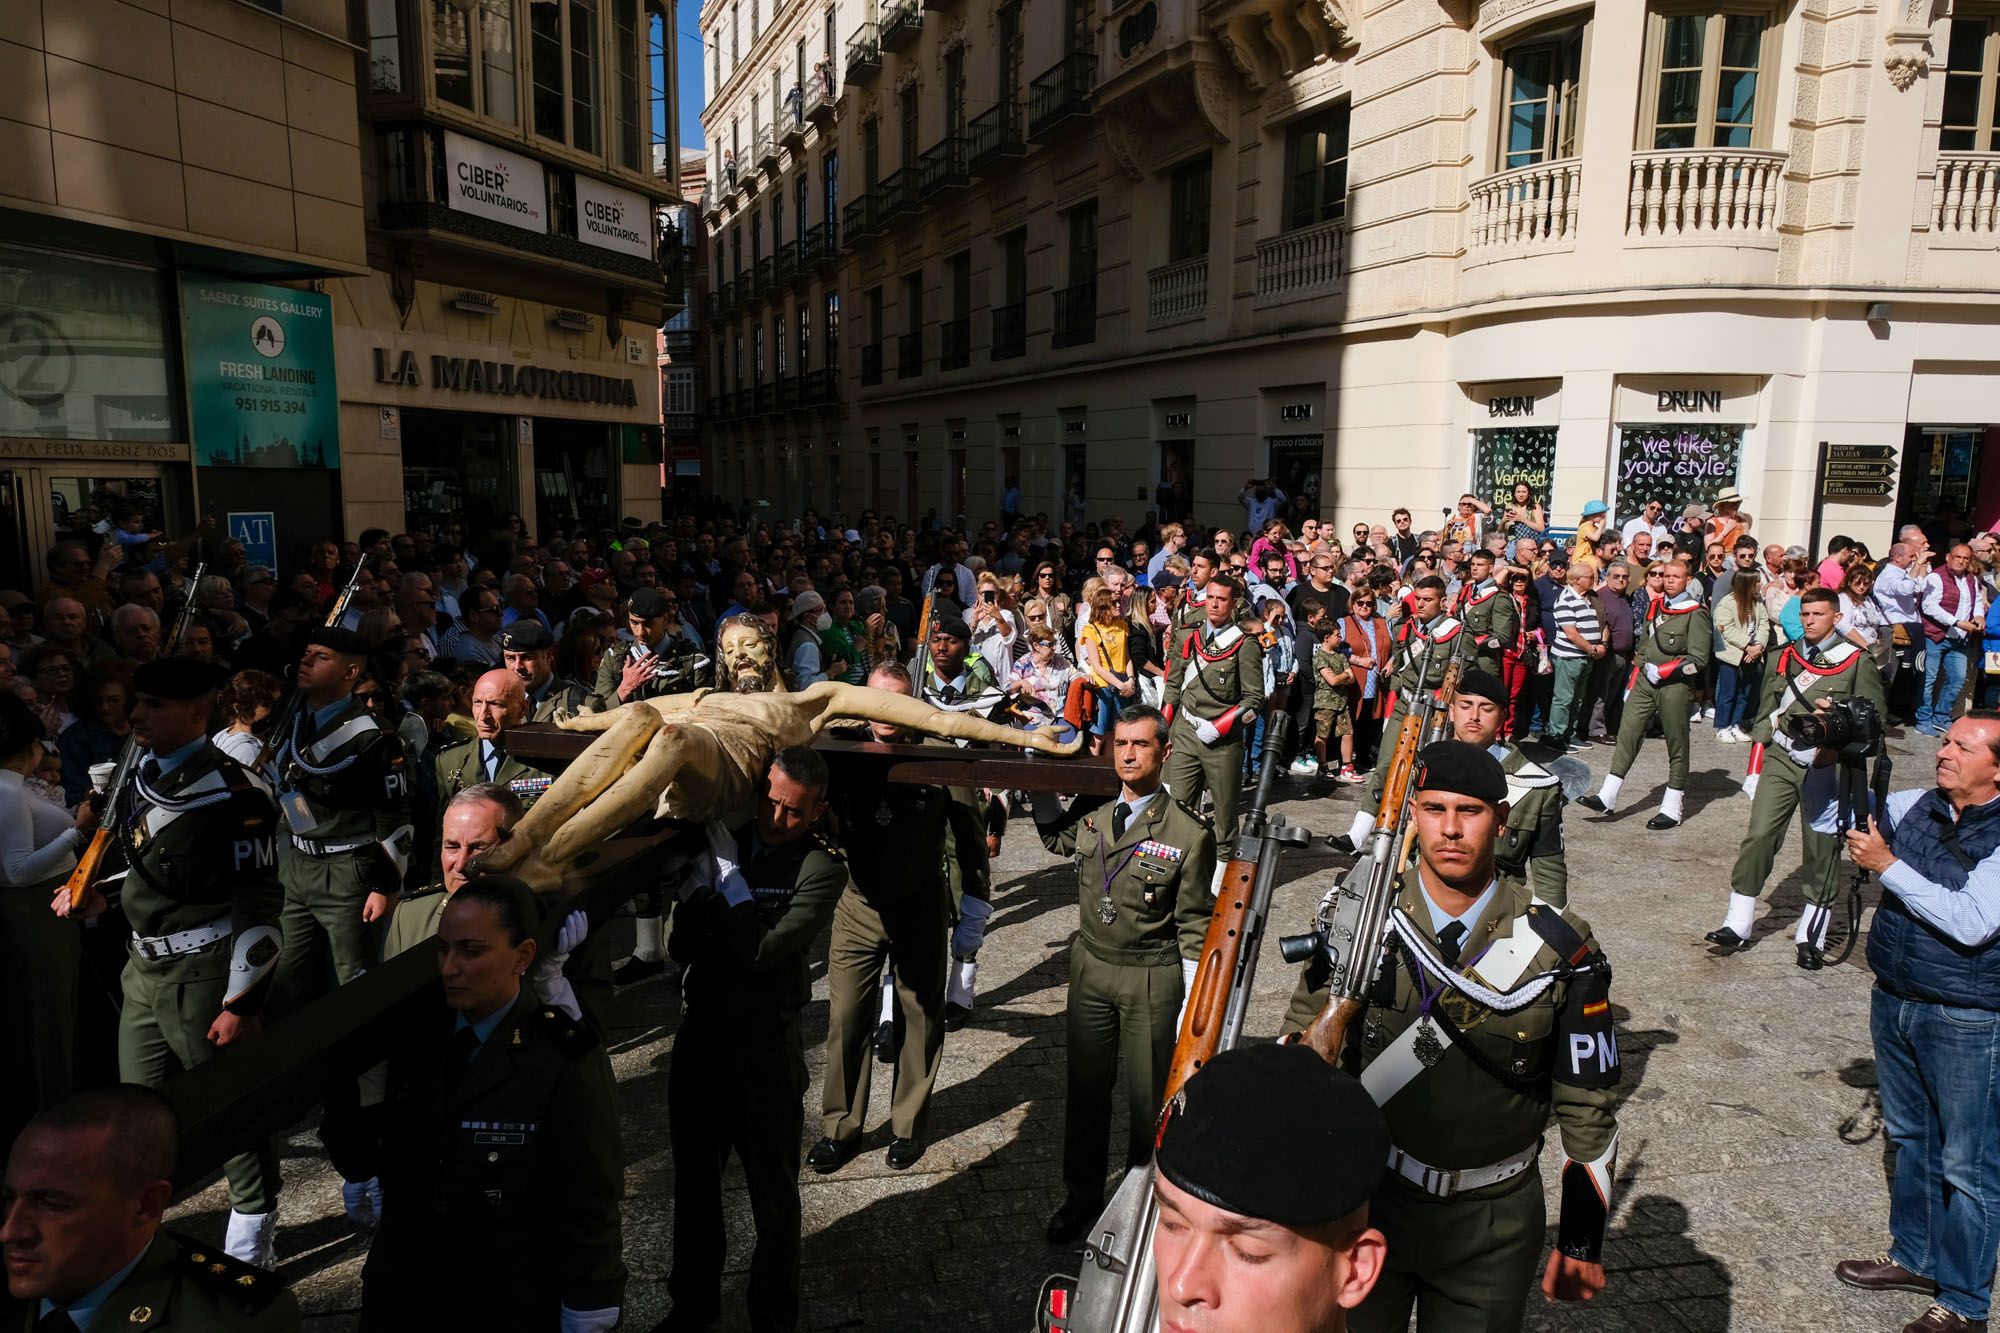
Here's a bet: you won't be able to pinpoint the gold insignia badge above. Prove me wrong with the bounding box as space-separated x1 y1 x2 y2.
237 1275 257 1287
128 1307 153 1323
190 1253 206 1263
210 1263 226 1274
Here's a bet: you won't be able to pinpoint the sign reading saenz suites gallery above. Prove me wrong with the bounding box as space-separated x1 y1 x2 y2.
575 176 652 259
443 131 547 232
181 276 339 468
373 349 639 407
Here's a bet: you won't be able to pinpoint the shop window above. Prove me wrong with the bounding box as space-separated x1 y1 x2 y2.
1944 14 2000 152
1284 102 1350 231
0 246 175 442
1639 6 1777 150
1498 20 1585 170
530 0 602 152
1612 423 1743 528
1168 153 1211 262
1471 427 1559 520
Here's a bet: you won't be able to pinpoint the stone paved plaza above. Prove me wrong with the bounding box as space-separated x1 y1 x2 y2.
168 723 1947 1331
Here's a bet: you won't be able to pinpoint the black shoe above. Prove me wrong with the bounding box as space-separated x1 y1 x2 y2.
872 1021 895 1064
885 1137 925 1170
1045 1197 1100 1245
1645 813 1681 831
943 1002 970 1032
1797 942 1826 971
1325 834 1357 854
1703 926 1751 952
612 955 665 986
806 1136 860 1175
1577 795 1608 813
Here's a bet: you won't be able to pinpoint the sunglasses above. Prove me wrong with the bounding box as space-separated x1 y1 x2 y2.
355 691 390 705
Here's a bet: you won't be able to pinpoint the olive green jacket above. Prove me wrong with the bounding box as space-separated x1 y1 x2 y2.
1458 580 1520 670
1038 790 1215 967
586 635 709 712
1748 634 1888 750
1497 745 1569 906
0 1230 299 1331
1162 621 1266 726
1632 592 1713 682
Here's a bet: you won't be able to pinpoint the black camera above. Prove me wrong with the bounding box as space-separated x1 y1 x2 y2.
1782 697 1881 759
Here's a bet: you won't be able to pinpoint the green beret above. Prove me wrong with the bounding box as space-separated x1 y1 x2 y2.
1413 739 1507 804
1156 1044 1388 1227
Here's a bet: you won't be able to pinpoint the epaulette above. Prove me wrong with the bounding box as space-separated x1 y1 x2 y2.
438 735 476 754
174 1233 286 1312
401 882 446 902
810 829 848 863
536 1005 601 1057
1172 796 1213 829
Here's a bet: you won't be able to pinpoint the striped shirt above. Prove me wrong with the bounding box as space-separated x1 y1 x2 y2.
1549 587 1602 660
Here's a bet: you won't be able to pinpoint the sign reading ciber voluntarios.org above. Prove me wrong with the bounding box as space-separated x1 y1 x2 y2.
180 276 339 468
442 131 548 232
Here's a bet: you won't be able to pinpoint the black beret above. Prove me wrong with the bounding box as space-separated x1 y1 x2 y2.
1156 1044 1388 1227
132 657 228 700
306 627 369 658
933 615 971 642
628 587 671 619
1413 739 1508 804
497 620 553 653
1455 669 1506 707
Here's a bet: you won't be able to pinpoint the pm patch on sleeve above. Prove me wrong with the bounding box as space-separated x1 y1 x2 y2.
1556 965 1620 1089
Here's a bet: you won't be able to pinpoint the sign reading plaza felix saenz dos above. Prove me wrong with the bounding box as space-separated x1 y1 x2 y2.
181 276 339 469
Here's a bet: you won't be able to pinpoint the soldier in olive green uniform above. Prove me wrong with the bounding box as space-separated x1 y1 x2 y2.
495 620 588 723
1578 558 1711 830
1033 705 1215 1245
1331 576 1465 855
329 878 626 1333
271 627 412 1008
103 658 285 1268
1162 575 1265 865
666 748 848 1333
587 586 708 712
434 670 558 817
1706 587 1888 968
0 1087 300 1331
1456 551 1519 680
811 666 987 1174
1281 742 1622 1332
1450 669 1571 908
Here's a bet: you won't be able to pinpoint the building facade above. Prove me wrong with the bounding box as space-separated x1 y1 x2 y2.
699 0 2000 550
662 147 708 495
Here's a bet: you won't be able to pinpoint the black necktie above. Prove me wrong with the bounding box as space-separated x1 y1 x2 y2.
1438 920 1467 967
37 1309 80 1333
442 1025 481 1102
1113 801 1131 840
140 757 162 788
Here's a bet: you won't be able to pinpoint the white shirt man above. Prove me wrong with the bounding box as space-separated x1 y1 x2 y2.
1875 544 1923 628
1621 501 1672 551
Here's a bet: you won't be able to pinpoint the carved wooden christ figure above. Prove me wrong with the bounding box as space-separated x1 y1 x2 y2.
482 616 1081 891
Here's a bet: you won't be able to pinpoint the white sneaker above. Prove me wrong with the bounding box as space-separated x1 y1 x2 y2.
1288 757 1319 777
1702 706 1716 721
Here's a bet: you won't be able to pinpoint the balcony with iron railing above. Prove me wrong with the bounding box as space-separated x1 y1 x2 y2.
801 366 842 406
968 100 1026 175
748 257 775 304
804 69 838 125
1255 218 1344 303
845 23 881 85
1029 52 1095 140
1052 282 1096 348
861 341 885 386
897 331 923 378
843 193 879 247
1148 255 1208 327
798 220 839 272
1467 158 1582 253
775 375 798 410
880 167 917 219
780 91 807 149
733 387 754 419
991 301 1026 359
879 0 922 51
1626 149 1784 241
773 245 797 287
917 137 970 199
755 127 780 174
940 316 971 369
754 381 775 415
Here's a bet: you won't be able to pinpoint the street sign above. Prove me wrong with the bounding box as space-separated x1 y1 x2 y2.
1825 444 1898 462
1821 480 1893 498
1821 461 1897 481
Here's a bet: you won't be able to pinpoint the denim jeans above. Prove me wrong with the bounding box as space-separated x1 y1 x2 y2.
1920 638 1973 733
1713 658 1763 732
1872 986 2000 1320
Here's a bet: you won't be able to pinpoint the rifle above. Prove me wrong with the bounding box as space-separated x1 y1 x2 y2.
253 558 369 770
913 585 939 686
62 561 208 910
1287 623 1471 1065
1054 714 1311 1333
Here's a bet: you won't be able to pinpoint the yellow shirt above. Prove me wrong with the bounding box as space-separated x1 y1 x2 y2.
1080 618 1130 688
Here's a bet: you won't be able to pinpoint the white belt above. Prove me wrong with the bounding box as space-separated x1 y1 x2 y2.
131 920 232 961
292 833 373 856
1387 1141 1540 1198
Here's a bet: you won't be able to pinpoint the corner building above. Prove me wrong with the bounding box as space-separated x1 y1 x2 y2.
701 0 2000 549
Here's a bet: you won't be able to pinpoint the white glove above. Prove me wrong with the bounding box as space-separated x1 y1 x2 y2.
705 819 752 907
1176 958 1199 1035
89 761 117 794
1643 663 1662 685
560 1307 621 1333
1192 717 1222 745
675 852 719 903
1742 772 1761 798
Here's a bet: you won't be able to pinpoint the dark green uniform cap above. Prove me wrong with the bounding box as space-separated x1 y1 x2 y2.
1155 1043 1389 1226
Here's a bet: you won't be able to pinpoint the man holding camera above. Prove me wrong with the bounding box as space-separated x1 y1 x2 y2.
1705 587 1886 968
1834 711 2000 1333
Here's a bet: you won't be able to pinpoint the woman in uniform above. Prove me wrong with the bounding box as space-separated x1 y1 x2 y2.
335 875 626 1332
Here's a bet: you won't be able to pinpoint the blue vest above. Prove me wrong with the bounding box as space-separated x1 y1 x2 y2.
1867 789 2000 1010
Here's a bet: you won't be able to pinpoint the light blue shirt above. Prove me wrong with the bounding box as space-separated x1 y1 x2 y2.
453 990 518 1050
312 698 350 730
1879 789 2000 947
41 1244 149 1330
1113 788 1160 825
1421 876 1500 945
151 736 207 777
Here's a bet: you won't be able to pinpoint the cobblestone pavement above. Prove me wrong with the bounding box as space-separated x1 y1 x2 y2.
167 722 1943 1332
